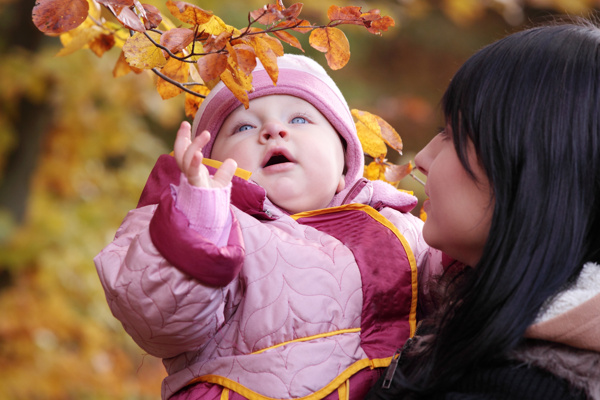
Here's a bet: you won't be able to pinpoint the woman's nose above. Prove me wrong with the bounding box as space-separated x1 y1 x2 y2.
259 121 289 143
414 138 435 176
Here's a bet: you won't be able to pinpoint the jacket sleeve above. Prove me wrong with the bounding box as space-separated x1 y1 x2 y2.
378 208 445 319
93 156 245 359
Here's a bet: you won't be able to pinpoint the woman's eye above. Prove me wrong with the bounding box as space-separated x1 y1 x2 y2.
291 116 307 124
237 124 253 132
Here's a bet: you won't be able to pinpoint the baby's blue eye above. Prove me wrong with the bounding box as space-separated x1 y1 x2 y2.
237 124 253 132
291 117 307 124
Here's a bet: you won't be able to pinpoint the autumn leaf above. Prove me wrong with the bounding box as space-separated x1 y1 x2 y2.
113 50 143 77
166 0 213 26
197 52 228 83
364 12 395 34
355 119 387 159
160 28 195 56
281 3 303 19
352 109 403 154
419 205 427 222
141 3 163 30
384 162 413 183
32 0 89 35
232 43 257 75
123 31 168 69
156 55 190 100
198 15 238 36
273 30 304 52
327 5 362 24
97 0 146 32
220 65 252 108
250 4 284 25
185 84 211 118
364 161 385 181
284 19 312 33
309 27 350 70
250 34 283 84
88 33 116 57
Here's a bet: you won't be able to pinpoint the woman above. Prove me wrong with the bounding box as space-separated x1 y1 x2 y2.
367 21 600 399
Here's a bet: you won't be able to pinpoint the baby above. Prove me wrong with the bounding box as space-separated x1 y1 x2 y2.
95 54 441 400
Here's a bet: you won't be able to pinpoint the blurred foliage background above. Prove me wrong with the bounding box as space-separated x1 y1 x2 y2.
0 0 597 398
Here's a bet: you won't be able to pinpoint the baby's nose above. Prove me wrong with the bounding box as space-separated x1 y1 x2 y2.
260 121 289 142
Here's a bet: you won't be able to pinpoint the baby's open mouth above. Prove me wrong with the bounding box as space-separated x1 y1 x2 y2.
264 153 291 167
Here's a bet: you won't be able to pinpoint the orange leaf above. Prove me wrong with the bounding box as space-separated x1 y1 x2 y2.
156 56 190 100
327 5 362 23
160 28 195 55
32 0 89 34
250 4 284 25
220 66 252 108
185 85 211 118
273 30 303 52
113 50 143 77
166 0 212 26
366 15 395 35
89 33 116 57
203 31 232 52
384 162 413 183
377 115 403 154
309 27 350 70
281 3 303 19
250 35 282 84
123 31 167 69
197 53 228 83
232 44 257 75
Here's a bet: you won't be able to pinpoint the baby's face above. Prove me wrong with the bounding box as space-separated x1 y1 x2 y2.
212 95 346 214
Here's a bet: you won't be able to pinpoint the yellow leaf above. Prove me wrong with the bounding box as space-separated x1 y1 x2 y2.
166 0 212 25
184 84 210 118
309 27 350 70
198 15 239 36
220 64 253 108
419 205 427 222
364 161 385 181
156 56 190 100
353 110 387 159
57 25 103 57
273 30 304 52
123 31 167 70
352 109 403 154
250 34 282 85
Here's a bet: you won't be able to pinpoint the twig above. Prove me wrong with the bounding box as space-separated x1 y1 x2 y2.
151 68 207 98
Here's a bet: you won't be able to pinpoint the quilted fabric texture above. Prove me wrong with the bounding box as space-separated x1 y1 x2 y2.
95 155 440 399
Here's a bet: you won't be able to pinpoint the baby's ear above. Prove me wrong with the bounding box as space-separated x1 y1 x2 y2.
336 175 346 193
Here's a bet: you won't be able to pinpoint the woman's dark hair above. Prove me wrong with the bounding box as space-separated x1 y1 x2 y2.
387 19 600 396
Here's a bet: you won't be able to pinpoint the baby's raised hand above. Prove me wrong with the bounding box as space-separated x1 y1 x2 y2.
173 121 237 188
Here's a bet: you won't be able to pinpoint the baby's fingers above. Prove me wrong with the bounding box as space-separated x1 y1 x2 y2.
211 159 238 188
174 121 192 169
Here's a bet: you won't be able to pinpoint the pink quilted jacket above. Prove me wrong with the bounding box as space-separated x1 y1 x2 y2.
95 155 441 400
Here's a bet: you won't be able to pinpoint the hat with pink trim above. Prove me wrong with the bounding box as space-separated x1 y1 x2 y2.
191 54 364 188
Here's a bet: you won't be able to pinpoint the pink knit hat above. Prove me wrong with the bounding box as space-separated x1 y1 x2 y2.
191 54 364 188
